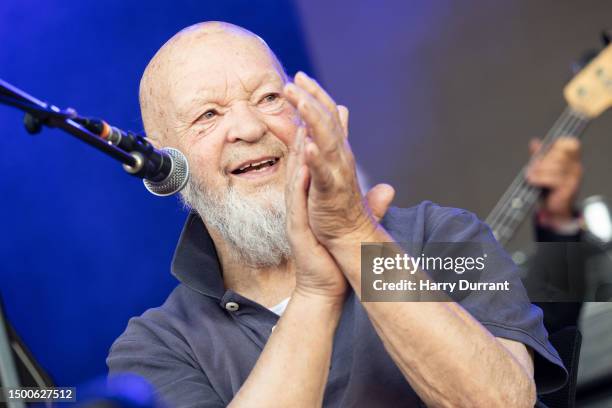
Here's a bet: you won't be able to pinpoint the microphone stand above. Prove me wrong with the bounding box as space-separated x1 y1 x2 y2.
0 78 148 407
1 77 189 194
0 295 25 408
0 78 138 169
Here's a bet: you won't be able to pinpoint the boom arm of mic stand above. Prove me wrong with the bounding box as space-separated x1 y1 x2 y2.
0 79 138 170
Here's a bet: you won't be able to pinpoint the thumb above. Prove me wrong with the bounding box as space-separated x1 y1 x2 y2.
529 138 542 156
365 183 395 222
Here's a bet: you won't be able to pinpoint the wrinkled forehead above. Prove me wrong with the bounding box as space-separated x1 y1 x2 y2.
149 32 286 116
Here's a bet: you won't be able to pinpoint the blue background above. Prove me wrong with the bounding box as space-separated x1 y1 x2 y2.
0 0 312 386
2 1 612 402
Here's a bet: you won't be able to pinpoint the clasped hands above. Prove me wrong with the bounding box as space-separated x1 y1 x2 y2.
283 72 395 302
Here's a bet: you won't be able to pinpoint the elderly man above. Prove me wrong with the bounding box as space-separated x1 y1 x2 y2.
107 22 566 407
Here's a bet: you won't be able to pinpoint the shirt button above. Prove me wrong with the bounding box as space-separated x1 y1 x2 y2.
225 301 240 312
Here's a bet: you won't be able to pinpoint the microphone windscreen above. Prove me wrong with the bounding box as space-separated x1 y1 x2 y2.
143 147 189 196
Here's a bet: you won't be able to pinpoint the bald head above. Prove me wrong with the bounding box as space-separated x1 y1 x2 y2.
140 23 299 267
139 22 288 144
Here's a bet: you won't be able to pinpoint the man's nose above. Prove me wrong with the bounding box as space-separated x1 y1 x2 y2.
225 104 267 143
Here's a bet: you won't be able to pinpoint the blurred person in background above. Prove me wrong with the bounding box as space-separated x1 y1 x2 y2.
526 137 585 333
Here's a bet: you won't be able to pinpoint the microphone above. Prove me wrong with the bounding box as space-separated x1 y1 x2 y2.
74 117 189 196
141 147 190 197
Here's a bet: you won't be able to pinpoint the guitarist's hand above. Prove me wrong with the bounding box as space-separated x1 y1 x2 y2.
526 137 582 228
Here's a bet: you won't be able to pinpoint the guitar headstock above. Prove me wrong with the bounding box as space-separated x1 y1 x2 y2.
564 42 612 119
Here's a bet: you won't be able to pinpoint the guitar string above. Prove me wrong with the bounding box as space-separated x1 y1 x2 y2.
492 112 583 224
487 111 585 241
485 107 576 229
485 108 587 242
486 108 583 230
484 106 577 227
494 115 588 236
487 111 588 244
491 113 587 234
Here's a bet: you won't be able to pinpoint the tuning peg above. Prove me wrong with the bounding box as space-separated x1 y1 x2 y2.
572 49 600 75
603 30 612 46
572 31 612 75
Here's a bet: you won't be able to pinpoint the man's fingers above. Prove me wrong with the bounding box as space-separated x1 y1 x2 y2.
526 172 565 188
284 83 341 156
289 165 308 229
284 76 346 154
286 165 329 262
556 137 581 160
285 127 307 209
286 126 304 179
304 139 335 192
297 127 307 167
338 105 349 138
529 138 542 156
365 184 395 222
529 162 567 177
286 163 310 227
528 152 582 178
529 137 581 161
294 71 340 122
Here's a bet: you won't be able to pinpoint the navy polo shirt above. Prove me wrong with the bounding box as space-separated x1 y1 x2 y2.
107 201 567 407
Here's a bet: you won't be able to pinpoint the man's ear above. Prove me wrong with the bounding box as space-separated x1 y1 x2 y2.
338 105 349 139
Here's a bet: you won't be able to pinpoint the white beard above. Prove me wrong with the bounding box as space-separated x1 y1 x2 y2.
180 176 292 267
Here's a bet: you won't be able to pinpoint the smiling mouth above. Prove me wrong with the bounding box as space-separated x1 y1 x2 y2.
230 157 280 176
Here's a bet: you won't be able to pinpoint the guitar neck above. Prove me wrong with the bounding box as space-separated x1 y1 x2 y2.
485 106 590 246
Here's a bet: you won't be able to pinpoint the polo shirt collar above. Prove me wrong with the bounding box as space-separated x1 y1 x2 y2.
171 211 226 299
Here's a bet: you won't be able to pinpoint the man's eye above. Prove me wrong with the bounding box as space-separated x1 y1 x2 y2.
199 109 217 121
261 93 280 104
